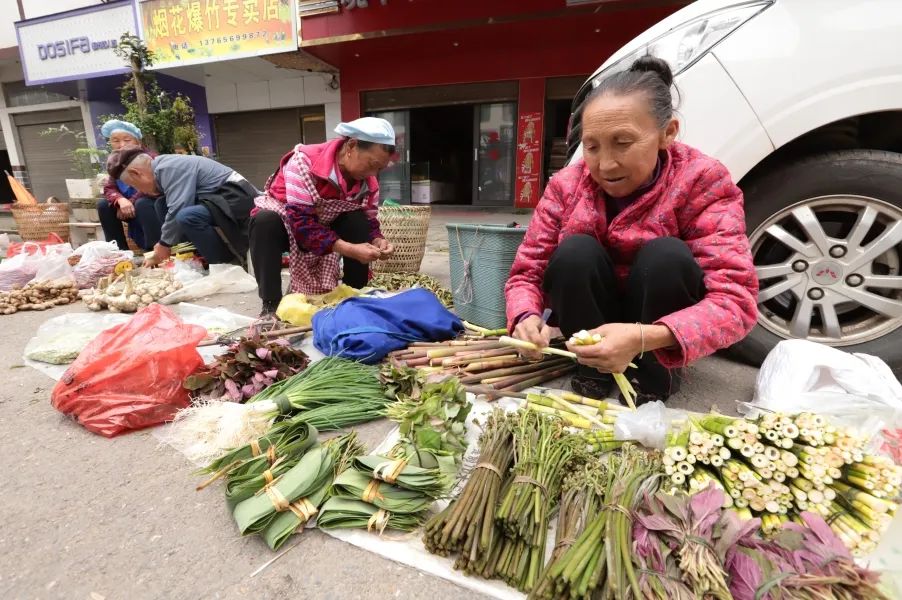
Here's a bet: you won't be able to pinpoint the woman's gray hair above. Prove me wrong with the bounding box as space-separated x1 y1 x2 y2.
586 55 677 129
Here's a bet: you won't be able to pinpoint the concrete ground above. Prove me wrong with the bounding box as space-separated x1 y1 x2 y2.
0 207 759 600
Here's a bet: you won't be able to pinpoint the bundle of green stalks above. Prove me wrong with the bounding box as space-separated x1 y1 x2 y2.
531 446 662 599
492 411 579 592
423 410 515 571
317 497 426 533
663 411 902 556
169 357 386 462
387 339 576 393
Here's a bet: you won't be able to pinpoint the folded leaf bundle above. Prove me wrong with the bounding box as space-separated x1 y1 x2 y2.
198 419 317 483
332 470 435 514
317 497 425 533
232 432 363 535
354 453 454 498
258 432 365 551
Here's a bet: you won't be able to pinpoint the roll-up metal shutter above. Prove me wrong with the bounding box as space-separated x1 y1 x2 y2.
213 107 327 191
13 108 85 202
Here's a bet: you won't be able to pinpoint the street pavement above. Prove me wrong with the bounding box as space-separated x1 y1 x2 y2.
0 208 759 599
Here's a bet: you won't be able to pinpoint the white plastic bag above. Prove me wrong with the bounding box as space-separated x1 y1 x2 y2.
163 259 206 286
72 241 132 289
745 339 902 437
0 247 41 290
24 312 131 364
29 244 75 285
0 233 9 255
174 302 255 336
159 264 257 304
613 400 688 449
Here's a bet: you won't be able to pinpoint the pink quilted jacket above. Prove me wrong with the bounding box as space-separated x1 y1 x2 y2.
505 142 759 368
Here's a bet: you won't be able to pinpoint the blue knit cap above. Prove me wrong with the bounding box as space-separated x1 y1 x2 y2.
100 119 142 141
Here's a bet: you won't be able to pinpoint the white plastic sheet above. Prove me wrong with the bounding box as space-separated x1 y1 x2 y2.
159 264 257 304
745 339 902 438
24 312 131 365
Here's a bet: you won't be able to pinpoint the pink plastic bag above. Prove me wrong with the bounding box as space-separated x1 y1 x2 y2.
51 304 206 437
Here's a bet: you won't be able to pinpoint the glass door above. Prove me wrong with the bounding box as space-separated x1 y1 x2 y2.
474 102 516 206
370 109 411 204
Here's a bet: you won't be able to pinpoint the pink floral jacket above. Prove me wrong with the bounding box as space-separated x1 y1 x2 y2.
504 142 759 368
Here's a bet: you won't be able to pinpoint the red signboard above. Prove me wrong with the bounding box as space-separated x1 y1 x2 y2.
514 112 543 208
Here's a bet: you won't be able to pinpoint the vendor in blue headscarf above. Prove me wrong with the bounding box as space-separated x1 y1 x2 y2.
96 119 162 251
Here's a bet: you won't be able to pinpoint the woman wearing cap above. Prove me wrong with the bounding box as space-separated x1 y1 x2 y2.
506 56 758 404
96 119 162 251
250 117 397 315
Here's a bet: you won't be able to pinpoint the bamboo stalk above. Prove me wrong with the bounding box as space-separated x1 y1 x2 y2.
462 356 524 373
405 356 432 367
496 364 577 392
463 385 528 400
498 335 577 359
457 358 569 384
442 347 516 367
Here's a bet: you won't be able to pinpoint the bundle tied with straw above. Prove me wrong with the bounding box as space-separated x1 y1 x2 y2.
169 357 384 463
423 409 515 572
260 432 365 551
232 432 364 537
317 497 426 534
331 470 436 514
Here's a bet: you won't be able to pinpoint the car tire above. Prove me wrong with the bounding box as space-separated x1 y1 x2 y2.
730 149 902 373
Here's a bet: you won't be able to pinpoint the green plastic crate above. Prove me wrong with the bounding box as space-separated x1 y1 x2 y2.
446 223 527 330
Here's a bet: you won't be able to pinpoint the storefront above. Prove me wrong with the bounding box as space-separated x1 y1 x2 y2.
138 0 341 189
5 1 140 201
298 0 682 207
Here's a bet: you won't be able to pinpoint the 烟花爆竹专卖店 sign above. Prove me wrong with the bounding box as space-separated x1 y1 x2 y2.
14 1 139 85
138 0 298 69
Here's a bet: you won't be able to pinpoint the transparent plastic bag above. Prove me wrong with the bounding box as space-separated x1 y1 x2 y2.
158 263 257 304
613 400 688 449
0 242 73 290
72 241 133 289
24 312 131 364
50 304 206 437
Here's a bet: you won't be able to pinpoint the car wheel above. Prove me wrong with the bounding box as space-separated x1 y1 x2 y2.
731 150 902 371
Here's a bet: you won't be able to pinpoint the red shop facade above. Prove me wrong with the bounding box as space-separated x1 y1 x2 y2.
299 0 682 208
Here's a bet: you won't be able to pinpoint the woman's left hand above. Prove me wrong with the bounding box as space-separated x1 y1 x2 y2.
566 322 642 374
373 237 395 257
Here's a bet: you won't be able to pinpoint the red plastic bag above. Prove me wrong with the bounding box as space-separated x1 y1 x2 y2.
7 232 64 257
51 304 207 437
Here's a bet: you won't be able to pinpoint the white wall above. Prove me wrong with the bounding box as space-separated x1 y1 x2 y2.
0 0 104 49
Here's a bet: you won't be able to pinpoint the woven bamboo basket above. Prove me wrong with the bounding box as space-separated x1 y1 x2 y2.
122 223 143 254
10 201 70 242
372 205 431 274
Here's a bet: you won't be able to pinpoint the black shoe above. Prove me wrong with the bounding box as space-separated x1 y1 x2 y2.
570 374 615 400
260 299 280 317
626 370 682 406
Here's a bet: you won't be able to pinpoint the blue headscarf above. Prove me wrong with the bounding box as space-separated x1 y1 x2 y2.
100 119 143 141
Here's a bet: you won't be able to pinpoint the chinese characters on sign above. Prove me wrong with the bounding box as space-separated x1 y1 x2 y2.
515 112 543 208
139 0 297 68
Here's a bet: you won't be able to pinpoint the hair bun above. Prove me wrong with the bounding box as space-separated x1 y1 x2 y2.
629 56 674 88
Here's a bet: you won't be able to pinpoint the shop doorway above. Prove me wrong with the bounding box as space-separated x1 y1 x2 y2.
409 105 472 205
371 102 516 206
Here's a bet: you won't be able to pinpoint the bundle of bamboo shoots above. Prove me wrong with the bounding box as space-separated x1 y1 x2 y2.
387 338 575 392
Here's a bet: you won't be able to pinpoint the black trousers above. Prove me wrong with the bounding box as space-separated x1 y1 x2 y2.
96 196 163 251
543 234 705 396
249 209 371 301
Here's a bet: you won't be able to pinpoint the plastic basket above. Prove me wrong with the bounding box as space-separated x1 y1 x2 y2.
446 223 526 330
10 201 70 242
372 205 431 274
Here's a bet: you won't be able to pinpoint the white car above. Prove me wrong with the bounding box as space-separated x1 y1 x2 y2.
569 0 902 370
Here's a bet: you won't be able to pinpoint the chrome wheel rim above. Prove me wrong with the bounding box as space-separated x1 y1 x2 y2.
749 195 902 346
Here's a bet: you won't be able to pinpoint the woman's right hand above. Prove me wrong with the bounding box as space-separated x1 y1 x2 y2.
336 240 383 264
116 197 135 220
513 314 551 361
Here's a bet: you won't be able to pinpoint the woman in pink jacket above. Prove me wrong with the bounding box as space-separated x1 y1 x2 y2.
506 56 758 403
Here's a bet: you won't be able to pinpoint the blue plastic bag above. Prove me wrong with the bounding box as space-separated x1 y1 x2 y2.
312 288 463 364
